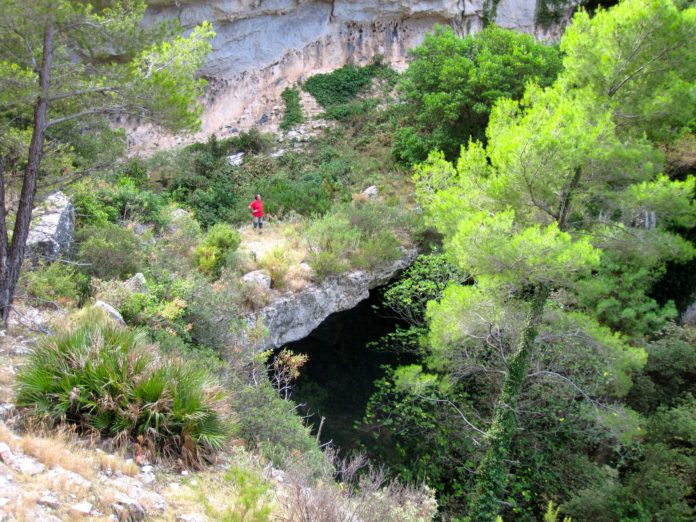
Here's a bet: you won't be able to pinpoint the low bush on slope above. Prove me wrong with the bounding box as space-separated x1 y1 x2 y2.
15 307 229 466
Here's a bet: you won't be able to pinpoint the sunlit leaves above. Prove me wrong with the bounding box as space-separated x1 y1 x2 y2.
561 0 696 140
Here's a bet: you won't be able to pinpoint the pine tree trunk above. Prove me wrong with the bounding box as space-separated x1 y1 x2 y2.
0 19 54 323
467 284 550 521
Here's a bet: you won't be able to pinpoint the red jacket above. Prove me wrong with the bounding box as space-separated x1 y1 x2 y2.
249 199 264 217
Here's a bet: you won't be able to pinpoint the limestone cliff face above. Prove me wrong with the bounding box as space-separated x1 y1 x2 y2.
132 0 575 151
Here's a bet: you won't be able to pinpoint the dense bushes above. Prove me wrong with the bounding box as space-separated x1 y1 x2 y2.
304 64 378 108
23 262 89 306
196 223 241 277
77 223 144 280
280 87 304 130
15 308 229 465
231 376 325 474
304 61 397 121
305 201 414 278
392 25 562 164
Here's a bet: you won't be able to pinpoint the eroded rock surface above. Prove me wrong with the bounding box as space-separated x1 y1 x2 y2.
26 192 75 265
244 248 417 349
131 0 578 151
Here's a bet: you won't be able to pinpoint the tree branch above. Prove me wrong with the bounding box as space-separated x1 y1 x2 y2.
48 86 117 102
46 106 126 128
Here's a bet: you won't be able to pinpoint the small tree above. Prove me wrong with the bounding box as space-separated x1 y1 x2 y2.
0 0 214 321
414 0 695 519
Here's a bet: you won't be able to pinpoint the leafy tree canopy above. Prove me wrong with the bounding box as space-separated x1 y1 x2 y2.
392 25 562 165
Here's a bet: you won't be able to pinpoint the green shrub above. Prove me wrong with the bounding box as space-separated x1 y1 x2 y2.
23 262 89 306
196 223 241 278
392 25 562 163
231 377 324 475
351 230 402 269
71 176 166 227
227 129 274 154
77 223 144 280
304 63 393 109
280 87 304 130
197 462 273 522
15 307 228 465
258 247 290 288
185 273 243 350
307 251 350 278
254 172 334 219
72 180 120 226
324 99 379 121
305 212 361 256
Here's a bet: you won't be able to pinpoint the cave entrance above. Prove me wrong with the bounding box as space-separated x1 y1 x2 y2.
280 286 411 454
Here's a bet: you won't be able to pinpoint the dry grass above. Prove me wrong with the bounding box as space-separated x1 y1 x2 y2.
99 453 139 476
238 221 310 293
284 264 313 292
0 422 137 479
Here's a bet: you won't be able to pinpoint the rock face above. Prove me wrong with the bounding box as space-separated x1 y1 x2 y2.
26 192 74 264
245 248 417 349
132 0 578 151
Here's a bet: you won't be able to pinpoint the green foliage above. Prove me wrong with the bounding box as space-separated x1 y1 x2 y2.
305 213 359 277
573 254 680 339
231 376 324 475
627 325 696 412
324 99 379 121
544 501 571 522
229 129 274 154
280 87 304 130
304 201 410 278
561 0 696 141
402 1 696 518
23 262 90 306
304 64 379 108
564 398 696 522
15 307 228 464
381 252 469 327
393 25 562 164
77 223 144 280
536 0 574 27
197 462 273 522
196 223 241 278
253 171 333 219
363 367 479 513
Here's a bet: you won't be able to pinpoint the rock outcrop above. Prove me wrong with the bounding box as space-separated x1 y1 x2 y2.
243 248 417 349
25 192 74 265
131 0 578 151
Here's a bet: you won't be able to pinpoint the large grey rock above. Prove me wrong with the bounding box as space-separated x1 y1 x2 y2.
683 301 696 326
26 192 74 264
227 152 245 166
95 301 126 326
123 273 148 294
362 185 379 199
242 248 417 349
241 270 272 290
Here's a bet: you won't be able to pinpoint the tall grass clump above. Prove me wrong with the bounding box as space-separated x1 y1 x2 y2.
15 307 229 466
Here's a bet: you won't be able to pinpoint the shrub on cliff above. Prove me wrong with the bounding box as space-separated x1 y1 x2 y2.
280 87 304 130
15 307 229 466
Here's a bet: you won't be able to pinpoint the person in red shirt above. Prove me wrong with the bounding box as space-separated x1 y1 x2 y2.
249 193 264 234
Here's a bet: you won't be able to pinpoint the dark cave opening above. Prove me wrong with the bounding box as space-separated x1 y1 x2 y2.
280 286 412 454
